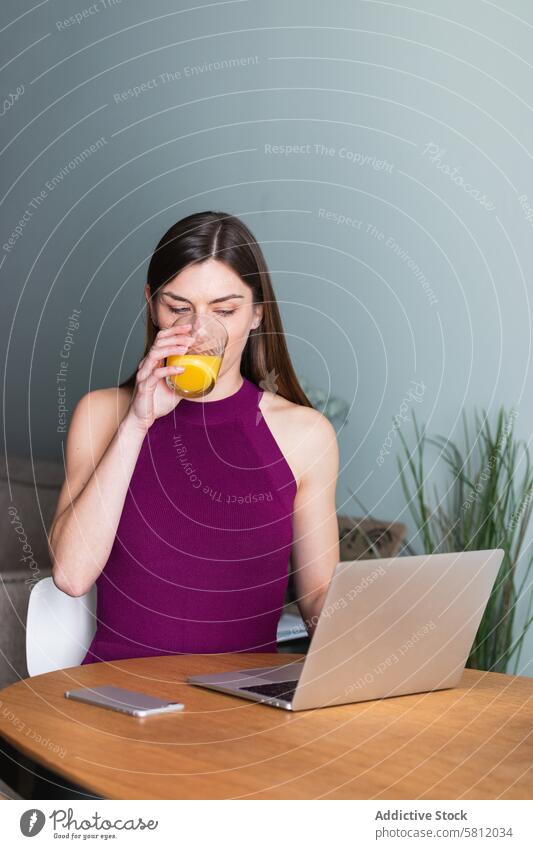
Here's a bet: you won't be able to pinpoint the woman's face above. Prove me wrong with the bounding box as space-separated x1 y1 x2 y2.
145 258 263 374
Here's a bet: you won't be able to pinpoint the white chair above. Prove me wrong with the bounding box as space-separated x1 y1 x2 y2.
26 577 97 676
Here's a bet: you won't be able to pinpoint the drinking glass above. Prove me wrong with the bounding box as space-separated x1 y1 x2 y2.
165 313 228 398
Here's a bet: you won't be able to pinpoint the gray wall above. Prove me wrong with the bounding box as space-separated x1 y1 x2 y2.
2 0 533 672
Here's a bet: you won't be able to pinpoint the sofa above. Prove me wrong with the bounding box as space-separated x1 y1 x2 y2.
0 455 64 689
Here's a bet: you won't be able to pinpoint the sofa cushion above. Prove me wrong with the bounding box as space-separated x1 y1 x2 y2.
0 455 63 579
337 515 406 561
0 456 63 687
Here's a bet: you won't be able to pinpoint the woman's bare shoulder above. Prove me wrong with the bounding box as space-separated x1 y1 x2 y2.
73 385 133 423
258 387 338 488
68 386 134 454
260 387 335 436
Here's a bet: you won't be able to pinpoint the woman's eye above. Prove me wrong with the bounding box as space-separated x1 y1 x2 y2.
168 306 235 316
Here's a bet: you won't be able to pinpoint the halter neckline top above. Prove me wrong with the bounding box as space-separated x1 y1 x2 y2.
173 375 251 424
81 375 297 664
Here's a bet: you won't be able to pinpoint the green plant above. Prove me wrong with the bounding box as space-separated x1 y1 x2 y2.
397 406 533 674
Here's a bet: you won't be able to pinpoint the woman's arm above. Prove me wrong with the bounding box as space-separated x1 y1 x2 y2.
48 390 149 597
289 411 340 638
48 324 193 597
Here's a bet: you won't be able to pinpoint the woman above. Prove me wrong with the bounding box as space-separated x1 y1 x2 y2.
48 211 340 663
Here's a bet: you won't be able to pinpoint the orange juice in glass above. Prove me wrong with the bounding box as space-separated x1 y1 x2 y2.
165 313 228 398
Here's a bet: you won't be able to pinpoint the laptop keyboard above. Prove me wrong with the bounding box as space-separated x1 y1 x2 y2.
239 680 299 702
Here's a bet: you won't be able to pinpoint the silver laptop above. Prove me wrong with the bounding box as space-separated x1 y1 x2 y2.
187 549 504 711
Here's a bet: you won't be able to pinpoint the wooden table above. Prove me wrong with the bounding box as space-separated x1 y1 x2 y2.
0 653 531 799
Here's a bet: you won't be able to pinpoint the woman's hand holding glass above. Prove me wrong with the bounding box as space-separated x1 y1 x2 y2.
127 324 193 430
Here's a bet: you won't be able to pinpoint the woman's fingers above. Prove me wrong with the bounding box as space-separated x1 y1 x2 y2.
143 364 184 389
153 365 185 378
152 333 194 351
136 356 163 383
137 346 188 382
155 324 192 341
148 344 191 359
135 324 192 385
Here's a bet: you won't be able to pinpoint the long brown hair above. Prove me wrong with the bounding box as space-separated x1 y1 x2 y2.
120 210 312 408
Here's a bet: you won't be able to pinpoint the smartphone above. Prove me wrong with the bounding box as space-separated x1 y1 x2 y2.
64 685 185 717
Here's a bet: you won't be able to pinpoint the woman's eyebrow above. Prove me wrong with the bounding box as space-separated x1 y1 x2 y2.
162 293 245 304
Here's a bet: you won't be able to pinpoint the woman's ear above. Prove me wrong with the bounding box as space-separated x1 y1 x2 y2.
251 304 263 330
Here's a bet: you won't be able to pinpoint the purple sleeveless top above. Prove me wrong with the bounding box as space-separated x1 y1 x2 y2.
81 376 297 664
